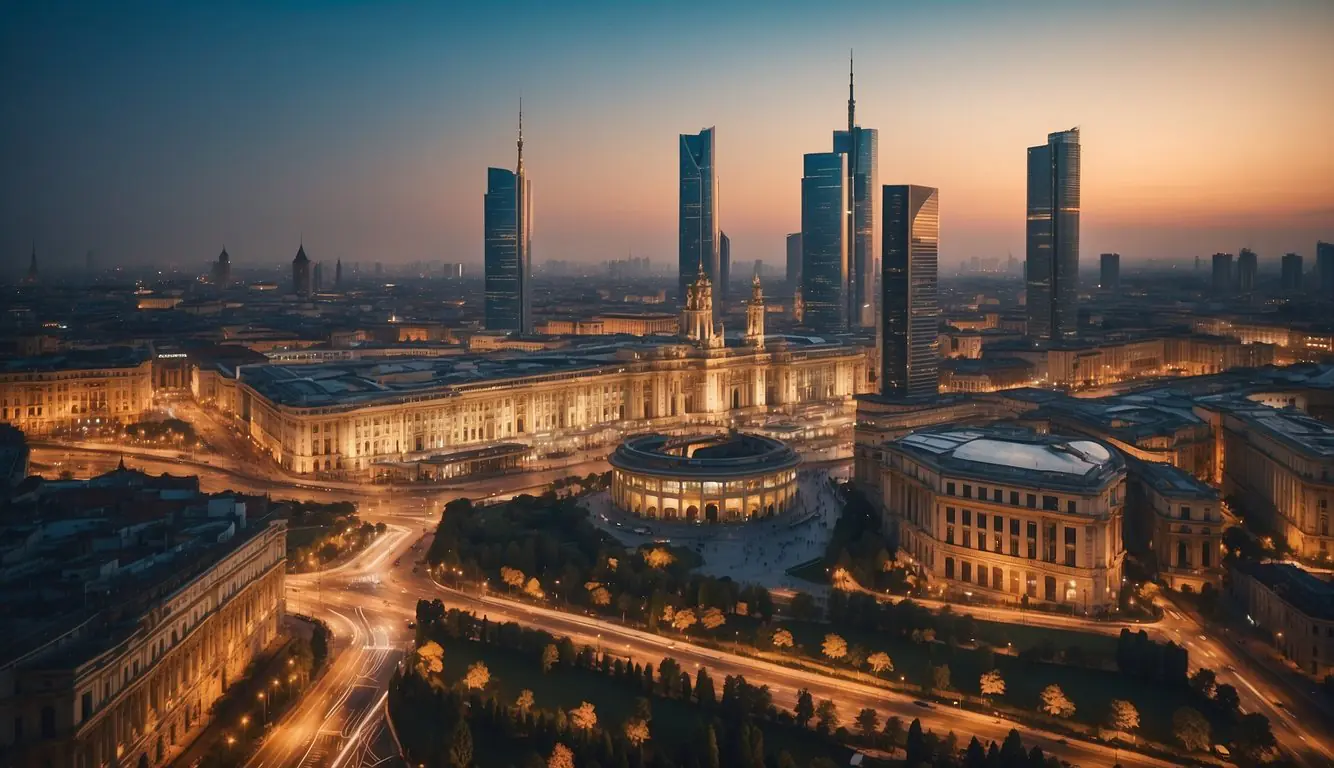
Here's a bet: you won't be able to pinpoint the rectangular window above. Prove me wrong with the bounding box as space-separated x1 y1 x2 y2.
962 509 972 526
1044 575 1057 602
1044 522 1058 562
994 515 1004 532
995 532 1004 552
1010 490 1020 505
946 507 956 524
1026 572 1038 597
963 484 973 499
1064 526 1077 567
946 525 955 545
1067 499 1077 515
1026 522 1038 559
978 567 989 587
1009 571 1020 594
1010 535 1020 556
1010 518 1019 535
945 557 955 579
962 529 971 548
1181 506 1191 521
1026 494 1037 509
994 488 1004 502
1043 495 1059 511
961 561 972 582
81 692 93 724
993 566 1004 590
947 482 956 496
978 513 988 530
977 531 987 551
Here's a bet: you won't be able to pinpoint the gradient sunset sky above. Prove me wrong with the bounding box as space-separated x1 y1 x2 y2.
3 0 1332 273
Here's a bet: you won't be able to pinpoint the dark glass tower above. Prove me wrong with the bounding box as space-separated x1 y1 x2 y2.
1236 248 1257 294
719 231 731 306
484 106 532 332
881 185 939 399
1099 252 1120 292
1211 253 1233 297
679 128 719 305
785 233 802 286
800 152 848 332
1318 241 1334 301
833 55 878 329
1281 252 1303 295
1025 128 1081 342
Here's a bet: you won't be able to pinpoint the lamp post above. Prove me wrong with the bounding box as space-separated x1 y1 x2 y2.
258 692 267 722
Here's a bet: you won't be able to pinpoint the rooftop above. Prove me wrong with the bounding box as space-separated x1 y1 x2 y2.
892 427 1125 492
0 345 150 375
1217 400 1334 459
1130 458 1217 499
610 431 801 478
1233 561 1334 622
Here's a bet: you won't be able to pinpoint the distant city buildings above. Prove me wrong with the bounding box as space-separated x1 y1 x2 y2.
1236 247 1257 294
678 127 720 306
1319 241 1334 301
313 261 324 292
442 262 464 279
1025 128 1081 342
785 233 802 286
484 106 533 333
719 231 731 306
0 347 155 435
212 247 231 286
1211 252 1233 297
800 151 849 332
292 243 312 297
1099 252 1120 292
1281 252 1303 295
880 184 940 399
335 258 343 288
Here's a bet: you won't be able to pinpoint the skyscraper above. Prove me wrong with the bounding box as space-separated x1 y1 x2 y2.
292 243 311 297
1281 252 1303 295
484 104 533 333
800 152 848 332
313 261 324 293
833 54 879 328
212 247 231 286
881 184 940 399
786 233 802 286
679 127 719 306
1318 241 1334 301
719 231 731 306
1099 252 1120 292
335 258 343 289
1236 248 1257 293
1211 253 1233 296
1025 128 1081 342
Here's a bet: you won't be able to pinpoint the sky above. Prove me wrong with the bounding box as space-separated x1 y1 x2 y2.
3 0 1333 275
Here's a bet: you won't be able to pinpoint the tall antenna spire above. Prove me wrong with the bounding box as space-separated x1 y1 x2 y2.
848 49 855 130
517 97 524 174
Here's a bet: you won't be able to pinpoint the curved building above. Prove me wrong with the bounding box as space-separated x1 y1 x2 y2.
609 432 801 524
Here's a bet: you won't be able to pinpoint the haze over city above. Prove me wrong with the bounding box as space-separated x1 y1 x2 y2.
4 0 1333 274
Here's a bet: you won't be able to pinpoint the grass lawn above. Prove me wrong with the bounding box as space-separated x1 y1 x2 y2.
437 637 856 766
966 618 1121 661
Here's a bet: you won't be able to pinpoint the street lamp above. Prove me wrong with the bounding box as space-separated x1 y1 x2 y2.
258 692 267 722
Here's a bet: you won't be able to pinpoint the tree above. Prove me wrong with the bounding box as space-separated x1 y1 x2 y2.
931 663 951 693
501 566 526 590
1040 684 1075 718
1107 699 1139 735
695 668 716 707
516 689 535 714
590 586 611 607
905 718 926 765
1171 706 1212 752
448 719 473 768
882 715 905 752
867 651 893 676
831 566 856 591
1214 683 1241 716
822 633 848 661
524 577 545 599
1189 668 1217 698
772 628 794 649
701 606 727 630
464 661 490 690
979 669 1006 702
624 718 650 748
570 701 598 732
795 688 815 728
704 725 720 768
1233 712 1277 760
672 608 698 632
815 699 840 734
548 743 575 768
855 708 880 739
414 640 444 678
542 644 560 673
644 548 675 568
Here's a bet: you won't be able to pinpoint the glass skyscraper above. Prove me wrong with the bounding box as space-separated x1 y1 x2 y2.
1025 128 1080 342
719 231 731 306
800 152 848 332
679 128 719 306
785 233 802 286
881 185 939 399
484 108 532 333
834 127 878 328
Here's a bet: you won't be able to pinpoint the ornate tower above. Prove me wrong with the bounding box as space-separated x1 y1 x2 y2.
292 242 311 297
680 267 722 349
24 243 38 284
746 273 766 349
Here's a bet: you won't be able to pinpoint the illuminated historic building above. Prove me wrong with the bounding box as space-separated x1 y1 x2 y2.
874 427 1126 612
1230 561 1334 679
609 432 800 523
0 348 154 436
0 470 286 768
1128 459 1223 593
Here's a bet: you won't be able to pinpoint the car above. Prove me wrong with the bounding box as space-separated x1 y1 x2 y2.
407 620 416 629
912 700 932 709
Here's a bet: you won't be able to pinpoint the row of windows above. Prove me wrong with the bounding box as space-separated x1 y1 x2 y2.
944 479 1117 515
944 507 1081 566
942 557 1070 602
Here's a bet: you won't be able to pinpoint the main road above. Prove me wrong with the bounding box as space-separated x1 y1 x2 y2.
34 438 1333 767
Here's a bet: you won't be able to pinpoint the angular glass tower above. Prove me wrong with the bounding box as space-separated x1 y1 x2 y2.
1025 128 1080 342
834 127 878 328
679 128 719 306
800 152 849 332
484 107 532 332
881 185 940 399
719 231 731 307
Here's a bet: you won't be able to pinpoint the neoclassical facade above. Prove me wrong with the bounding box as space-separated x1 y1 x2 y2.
1128 459 1223 593
609 432 800 523
1 519 285 768
211 276 870 478
875 427 1127 612
0 348 154 436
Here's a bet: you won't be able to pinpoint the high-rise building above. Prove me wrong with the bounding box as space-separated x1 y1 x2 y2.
833 54 879 329
800 152 849 332
1025 128 1081 342
213 246 231 285
1318 241 1334 301
484 104 533 333
335 258 343 289
1212 253 1233 296
679 127 719 306
719 231 731 306
786 233 802 286
1281 253 1303 295
1237 248 1257 293
23 243 38 285
881 184 940 399
313 261 324 292
292 242 311 297
1099 252 1120 292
